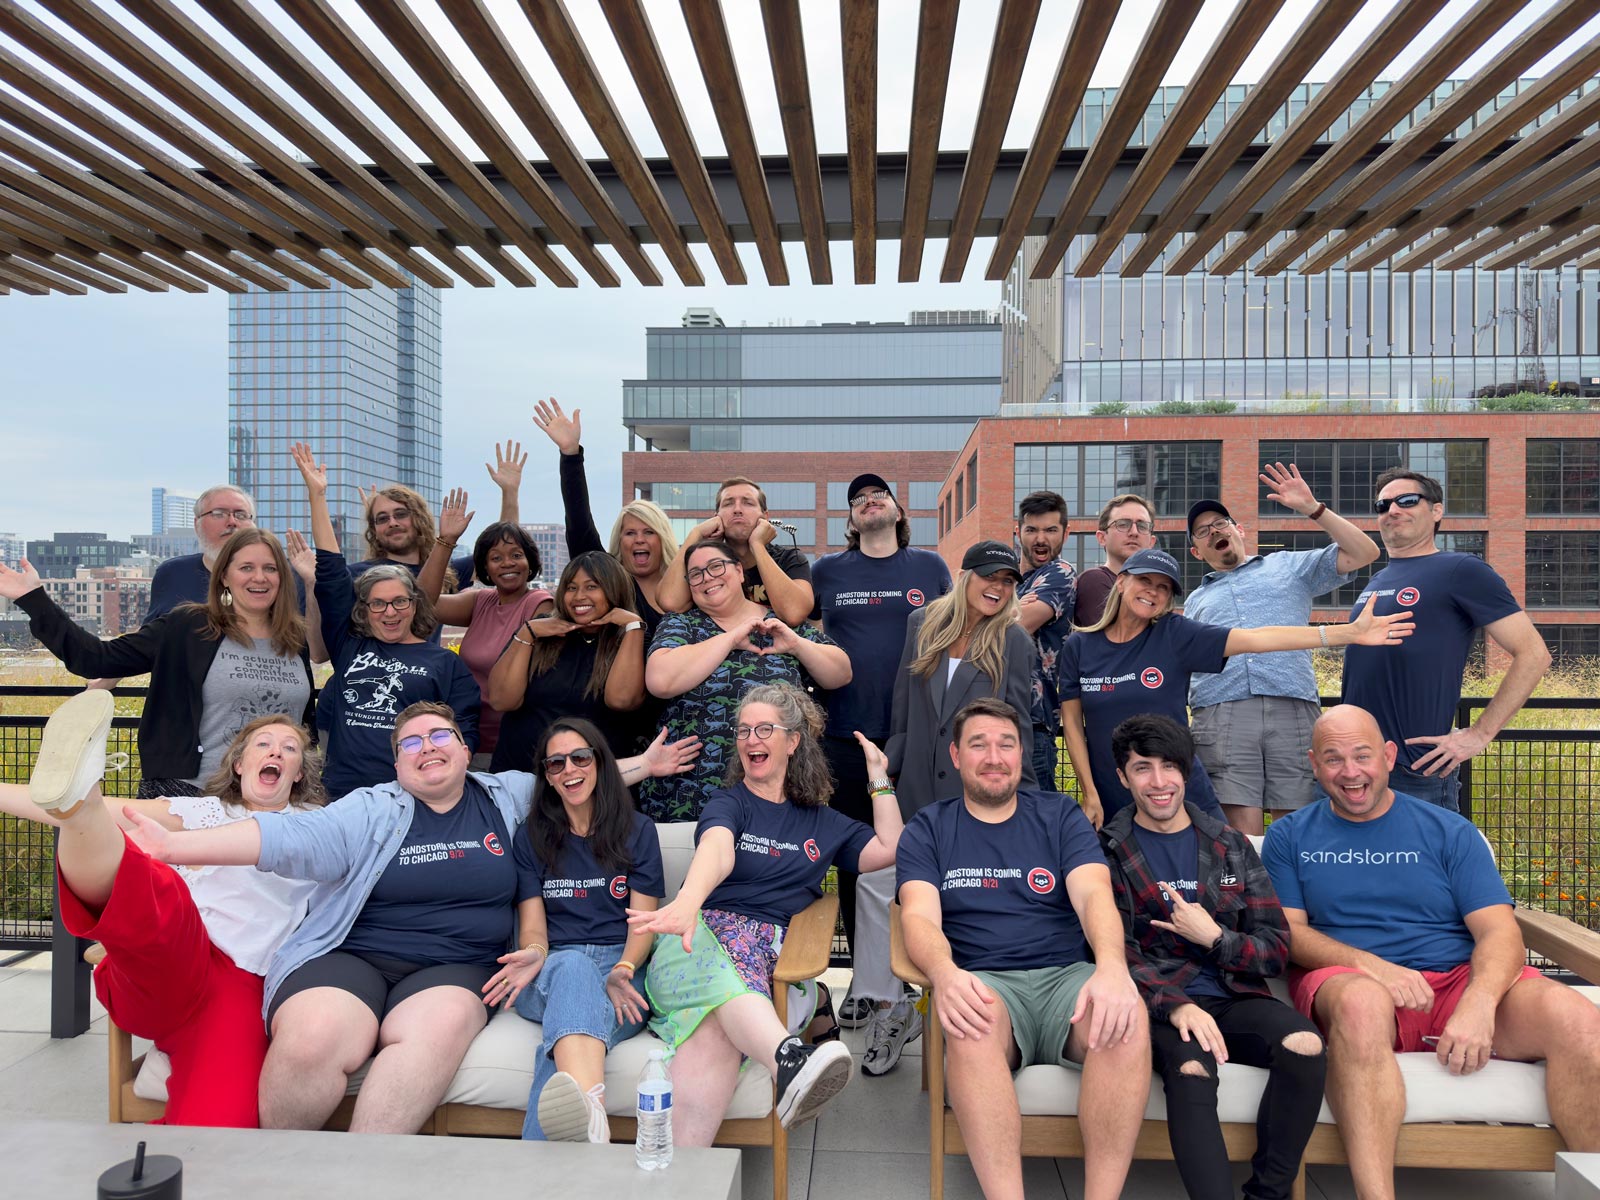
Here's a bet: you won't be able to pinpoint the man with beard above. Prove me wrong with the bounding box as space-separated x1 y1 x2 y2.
1073 493 1156 626
657 476 814 627
811 472 951 1075
1015 491 1076 789
146 484 258 617
1183 463 1379 835
897 697 1147 1200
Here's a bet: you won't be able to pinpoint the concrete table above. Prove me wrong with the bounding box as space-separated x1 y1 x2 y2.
1558 1153 1600 1199
0 1118 741 1199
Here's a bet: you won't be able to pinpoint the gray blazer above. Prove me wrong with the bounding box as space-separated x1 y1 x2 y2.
885 609 1037 819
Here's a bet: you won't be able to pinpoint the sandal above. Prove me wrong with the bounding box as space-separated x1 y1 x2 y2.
803 981 842 1045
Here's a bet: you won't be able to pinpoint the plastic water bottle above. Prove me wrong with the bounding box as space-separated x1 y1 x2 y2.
635 1048 674 1170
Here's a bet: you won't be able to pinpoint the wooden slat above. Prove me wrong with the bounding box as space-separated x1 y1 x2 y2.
760 0 830 283
939 0 1042 282
0 250 88 294
1164 0 1453 276
0 219 171 292
1517 908 1600 984
434 0 675 284
0 255 50 294
1253 0 1599 275
198 0 535 289
679 0 788 286
1447 200 1600 271
593 0 746 285
982 0 1125 279
899 0 959 282
348 0 623 286
1021 0 1204 280
1122 0 1371 278
272 0 576 288
1528 222 1600 270
0 237 130 292
840 0 877 284
1572 241 1600 271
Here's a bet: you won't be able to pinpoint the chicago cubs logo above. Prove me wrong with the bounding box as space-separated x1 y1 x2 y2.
907 589 925 607
609 876 629 900
483 832 504 856
1397 586 1421 606
1028 867 1056 894
1140 667 1164 689
804 838 821 863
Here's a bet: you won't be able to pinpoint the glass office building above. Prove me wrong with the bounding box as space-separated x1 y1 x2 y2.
228 275 443 555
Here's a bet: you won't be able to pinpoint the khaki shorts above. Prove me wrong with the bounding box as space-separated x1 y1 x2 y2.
971 962 1096 1069
1192 695 1319 812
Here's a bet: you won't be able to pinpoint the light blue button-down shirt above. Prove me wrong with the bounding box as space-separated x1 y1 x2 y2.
1185 545 1349 708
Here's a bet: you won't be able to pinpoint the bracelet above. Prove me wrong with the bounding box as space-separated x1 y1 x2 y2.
622 620 644 633
1318 625 1329 648
437 537 458 550
868 777 893 792
870 787 896 799
513 634 534 647
1306 503 1327 521
613 960 637 974
520 942 547 957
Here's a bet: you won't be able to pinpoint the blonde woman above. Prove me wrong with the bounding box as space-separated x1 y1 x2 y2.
886 541 1037 815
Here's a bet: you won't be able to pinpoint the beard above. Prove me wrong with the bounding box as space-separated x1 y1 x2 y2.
965 774 1018 809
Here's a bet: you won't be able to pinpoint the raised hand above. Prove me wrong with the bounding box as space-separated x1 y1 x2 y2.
0 558 42 601
283 530 317 583
641 726 702 777
1260 461 1319 516
486 439 527 492
288 442 327 496
532 397 582 455
854 731 890 779
438 487 473 543
690 515 724 544
1344 593 1415 646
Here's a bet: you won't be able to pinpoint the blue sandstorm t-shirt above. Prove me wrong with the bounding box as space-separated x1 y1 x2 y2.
1261 791 1512 971
1341 552 1520 770
698 783 874 927
811 547 952 740
520 811 666 948
1131 824 1228 999
340 777 541 965
895 789 1106 972
1057 615 1230 818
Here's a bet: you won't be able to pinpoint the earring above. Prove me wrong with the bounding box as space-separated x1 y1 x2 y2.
221 587 234 608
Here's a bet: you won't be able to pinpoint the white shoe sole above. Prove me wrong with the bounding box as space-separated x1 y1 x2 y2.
776 1041 854 1129
862 1010 923 1077
537 1072 598 1142
29 691 113 812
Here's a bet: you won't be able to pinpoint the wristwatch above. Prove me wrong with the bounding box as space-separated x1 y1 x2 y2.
869 777 894 793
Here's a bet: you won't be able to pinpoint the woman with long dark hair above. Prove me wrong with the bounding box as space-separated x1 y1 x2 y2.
487 551 647 772
491 718 665 1143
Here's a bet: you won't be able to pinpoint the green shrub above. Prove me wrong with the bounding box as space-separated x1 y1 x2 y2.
1089 400 1129 415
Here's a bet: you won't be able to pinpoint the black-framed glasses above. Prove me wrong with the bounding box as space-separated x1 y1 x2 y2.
1105 518 1154 535
397 728 461 755
1190 519 1234 543
1375 492 1429 515
735 722 792 741
850 488 891 508
686 558 736 586
542 747 597 774
199 508 253 522
366 596 415 614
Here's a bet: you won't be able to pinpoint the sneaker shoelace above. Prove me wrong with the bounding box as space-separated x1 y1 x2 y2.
106 752 132 774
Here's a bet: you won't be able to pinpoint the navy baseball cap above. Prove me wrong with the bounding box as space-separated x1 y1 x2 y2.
1186 499 1232 533
847 473 894 503
961 540 1021 579
1121 547 1184 595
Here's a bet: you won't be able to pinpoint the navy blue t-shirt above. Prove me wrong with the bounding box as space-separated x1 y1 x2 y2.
1132 824 1227 999
1058 615 1230 819
1341 552 1521 770
341 778 540 964
895 789 1106 972
810 548 952 739
698 784 874 927
520 811 666 948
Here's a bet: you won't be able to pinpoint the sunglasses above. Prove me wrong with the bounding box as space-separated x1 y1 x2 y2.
398 728 460 755
543 747 597 774
1374 492 1430 515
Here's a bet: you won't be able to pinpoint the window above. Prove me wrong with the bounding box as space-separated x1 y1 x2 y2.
1528 440 1600 515
759 482 816 511
827 517 850 546
1014 442 1221 518
1257 441 1486 517
827 482 851 510
955 475 965 516
907 481 942 508
909 517 939 546
965 456 978 513
1535 623 1600 665
1262 531 1487 609
1527 533 1600 608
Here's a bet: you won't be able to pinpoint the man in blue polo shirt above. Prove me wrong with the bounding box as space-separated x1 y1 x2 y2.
898 697 1146 1200
1015 490 1076 790
1184 462 1379 834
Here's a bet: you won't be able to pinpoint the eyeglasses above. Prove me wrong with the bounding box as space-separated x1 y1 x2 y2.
735 723 792 741
1190 519 1234 543
686 558 736 586
397 728 460 755
1105 518 1154 535
1374 492 1429 515
366 596 415 614
542 747 597 774
850 489 892 508
199 508 253 523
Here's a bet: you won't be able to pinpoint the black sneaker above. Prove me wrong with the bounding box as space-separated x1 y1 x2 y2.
773 1035 853 1129
837 983 871 1029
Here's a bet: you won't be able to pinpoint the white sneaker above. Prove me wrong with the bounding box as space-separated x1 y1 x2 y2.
862 997 923 1077
29 691 113 814
537 1071 610 1143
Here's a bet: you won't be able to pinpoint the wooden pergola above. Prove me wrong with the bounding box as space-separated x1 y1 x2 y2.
0 0 1596 296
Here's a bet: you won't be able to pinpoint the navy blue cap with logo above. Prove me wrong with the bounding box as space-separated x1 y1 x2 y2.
1120 547 1185 596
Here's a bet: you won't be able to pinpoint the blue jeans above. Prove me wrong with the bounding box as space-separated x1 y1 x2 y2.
1032 726 1058 793
513 943 646 1140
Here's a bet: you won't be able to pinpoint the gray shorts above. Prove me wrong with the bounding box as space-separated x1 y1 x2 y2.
1191 696 1319 812
970 962 1096 1069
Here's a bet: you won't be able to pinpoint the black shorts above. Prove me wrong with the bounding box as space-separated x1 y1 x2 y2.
269 950 496 1025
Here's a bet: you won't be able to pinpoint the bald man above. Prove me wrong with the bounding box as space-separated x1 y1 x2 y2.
1260 705 1600 1200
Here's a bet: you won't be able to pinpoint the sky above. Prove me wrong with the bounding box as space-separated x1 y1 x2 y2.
0 0 1579 545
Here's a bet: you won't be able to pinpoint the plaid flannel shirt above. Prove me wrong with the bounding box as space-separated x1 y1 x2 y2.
1100 803 1290 1020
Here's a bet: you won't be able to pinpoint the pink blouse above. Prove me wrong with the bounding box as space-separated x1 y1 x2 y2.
456 587 554 755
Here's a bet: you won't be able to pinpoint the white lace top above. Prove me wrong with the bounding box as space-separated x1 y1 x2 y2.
165 796 318 976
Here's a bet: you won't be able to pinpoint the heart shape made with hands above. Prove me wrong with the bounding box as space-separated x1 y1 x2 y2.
734 618 784 655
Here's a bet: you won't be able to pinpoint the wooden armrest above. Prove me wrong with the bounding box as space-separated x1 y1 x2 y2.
1517 907 1600 984
84 942 107 966
772 893 838 984
889 903 930 989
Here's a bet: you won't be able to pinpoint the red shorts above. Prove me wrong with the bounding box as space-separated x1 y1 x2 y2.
1290 962 1542 1052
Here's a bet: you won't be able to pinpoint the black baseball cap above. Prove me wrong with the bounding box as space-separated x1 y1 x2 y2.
1186 499 1232 534
1121 547 1184 595
961 540 1022 579
847 473 894 503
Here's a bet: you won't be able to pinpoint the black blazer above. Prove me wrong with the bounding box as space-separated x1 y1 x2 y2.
19 589 316 782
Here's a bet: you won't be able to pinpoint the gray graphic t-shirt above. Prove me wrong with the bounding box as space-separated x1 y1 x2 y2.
188 638 310 788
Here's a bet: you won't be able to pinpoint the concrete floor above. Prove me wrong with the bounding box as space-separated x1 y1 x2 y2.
0 956 1557 1197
